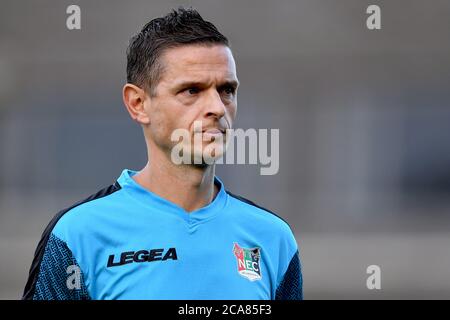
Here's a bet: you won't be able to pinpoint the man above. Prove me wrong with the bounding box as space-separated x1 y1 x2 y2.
23 7 302 300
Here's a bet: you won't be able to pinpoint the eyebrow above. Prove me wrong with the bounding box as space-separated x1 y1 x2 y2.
218 80 240 90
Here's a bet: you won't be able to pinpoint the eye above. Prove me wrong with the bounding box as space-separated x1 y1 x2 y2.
225 87 234 94
185 87 200 95
221 85 236 95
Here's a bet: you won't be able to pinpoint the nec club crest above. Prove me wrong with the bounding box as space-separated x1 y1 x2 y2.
233 243 262 281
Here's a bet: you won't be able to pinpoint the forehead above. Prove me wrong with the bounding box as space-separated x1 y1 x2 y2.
158 44 237 83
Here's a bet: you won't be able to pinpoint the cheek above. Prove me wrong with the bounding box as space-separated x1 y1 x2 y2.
150 104 191 142
227 104 237 125
146 103 173 142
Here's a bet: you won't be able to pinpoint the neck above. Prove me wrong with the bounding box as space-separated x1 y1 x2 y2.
132 147 219 213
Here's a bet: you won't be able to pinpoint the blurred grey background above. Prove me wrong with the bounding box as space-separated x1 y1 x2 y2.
1 0 450 299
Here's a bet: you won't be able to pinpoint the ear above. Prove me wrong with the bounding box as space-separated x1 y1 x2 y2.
122 83 151 125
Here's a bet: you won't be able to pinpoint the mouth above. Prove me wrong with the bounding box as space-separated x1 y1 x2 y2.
200 127 227 142
202 128 226 134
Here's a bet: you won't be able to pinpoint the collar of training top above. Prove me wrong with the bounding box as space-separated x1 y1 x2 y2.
116 169 228 224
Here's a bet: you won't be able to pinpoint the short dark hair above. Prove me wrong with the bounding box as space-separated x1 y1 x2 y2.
126 7 229 96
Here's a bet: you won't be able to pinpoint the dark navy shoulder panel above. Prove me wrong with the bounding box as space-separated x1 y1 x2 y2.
275 250 303 300
33 234 90 300
22 182 121 299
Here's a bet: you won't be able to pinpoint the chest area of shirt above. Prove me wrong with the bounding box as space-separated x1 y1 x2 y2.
88 238 273 299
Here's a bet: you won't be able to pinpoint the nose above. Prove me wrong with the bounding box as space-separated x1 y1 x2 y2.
204 90 226 119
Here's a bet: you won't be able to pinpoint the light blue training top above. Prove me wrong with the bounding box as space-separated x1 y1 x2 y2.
23 169 302 300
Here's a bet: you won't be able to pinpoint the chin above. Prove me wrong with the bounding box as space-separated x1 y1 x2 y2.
190 148 224 166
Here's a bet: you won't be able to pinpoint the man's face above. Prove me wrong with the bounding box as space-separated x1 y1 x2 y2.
143 44 238 164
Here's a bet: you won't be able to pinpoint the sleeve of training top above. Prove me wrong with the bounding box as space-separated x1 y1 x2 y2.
275 250 303 300
22 232 90 300
23 182 120 300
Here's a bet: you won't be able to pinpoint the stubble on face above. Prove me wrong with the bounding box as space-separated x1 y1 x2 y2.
142 44 239 166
